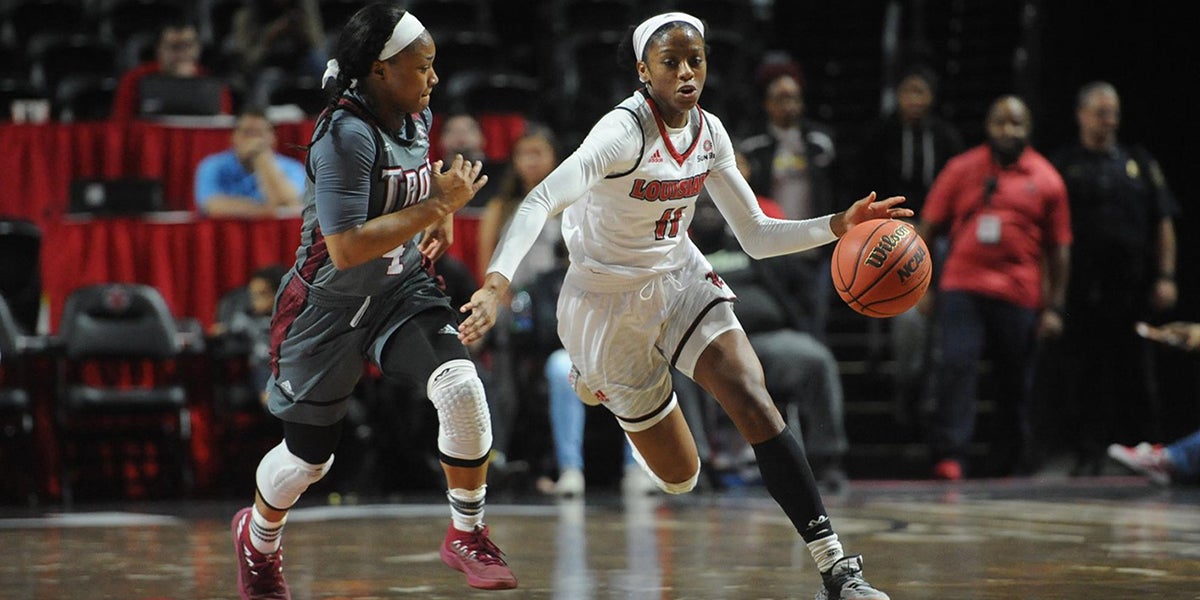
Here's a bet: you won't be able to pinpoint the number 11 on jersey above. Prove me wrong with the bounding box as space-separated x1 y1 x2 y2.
654 207 686 240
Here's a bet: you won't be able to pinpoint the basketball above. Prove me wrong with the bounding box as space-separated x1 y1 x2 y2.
831 219 932 318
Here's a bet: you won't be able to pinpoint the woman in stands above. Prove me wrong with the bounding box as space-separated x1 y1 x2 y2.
230 4 517 597
459 12 902 600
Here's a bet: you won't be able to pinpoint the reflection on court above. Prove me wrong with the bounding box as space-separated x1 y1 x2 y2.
1 478 1198 598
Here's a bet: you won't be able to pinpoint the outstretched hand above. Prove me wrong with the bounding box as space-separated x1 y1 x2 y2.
832 192 913 237
458 274 510 346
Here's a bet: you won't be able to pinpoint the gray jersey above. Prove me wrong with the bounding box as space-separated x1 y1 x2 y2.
294 95 434 298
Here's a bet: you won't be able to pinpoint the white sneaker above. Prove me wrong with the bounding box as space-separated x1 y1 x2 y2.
621 465 659 496
553 468 585 497
1107 443 1172 485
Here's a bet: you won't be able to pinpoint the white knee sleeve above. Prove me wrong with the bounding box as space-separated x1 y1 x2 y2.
428 359 492 464
256 441 333 510
626 434 700 494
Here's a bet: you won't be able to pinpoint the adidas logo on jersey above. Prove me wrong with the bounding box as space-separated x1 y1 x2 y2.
648 149 663 164
437 324 458 335
279 380 293 395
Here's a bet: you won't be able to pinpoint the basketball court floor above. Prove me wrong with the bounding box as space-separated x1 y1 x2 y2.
2 476 1198 599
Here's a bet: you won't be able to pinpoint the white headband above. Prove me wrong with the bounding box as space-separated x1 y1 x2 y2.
632 12 705 61
322 12 426 89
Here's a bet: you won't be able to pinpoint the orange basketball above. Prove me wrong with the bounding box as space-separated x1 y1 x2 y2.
831 219 932 318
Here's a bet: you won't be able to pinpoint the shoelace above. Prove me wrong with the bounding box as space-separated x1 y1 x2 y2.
244 548 287 594
455 529 508 566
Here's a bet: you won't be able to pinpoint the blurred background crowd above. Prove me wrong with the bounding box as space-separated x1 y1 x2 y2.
0 0 1195 504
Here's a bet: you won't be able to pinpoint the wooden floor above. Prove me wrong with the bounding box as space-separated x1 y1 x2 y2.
1 477 1199 599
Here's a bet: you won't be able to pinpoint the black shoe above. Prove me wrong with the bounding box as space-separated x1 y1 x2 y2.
816 555 889 600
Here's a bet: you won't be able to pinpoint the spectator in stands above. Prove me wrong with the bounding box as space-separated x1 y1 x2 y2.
738 54 841 339
211 264 288 406
222 0 327 108
1107 321 1200 485
858 63 965 425
438 112 500 207
111 20 233 120
1049 81 1180 475
918 95 1071 480
476 123 562 288
194 108 307 217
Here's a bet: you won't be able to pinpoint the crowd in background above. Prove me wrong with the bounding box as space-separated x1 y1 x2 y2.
0 0 1195 501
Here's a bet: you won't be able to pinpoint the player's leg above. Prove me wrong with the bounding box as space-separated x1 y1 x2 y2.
377 308 517 590
556 277 701 493
688 321 888 599
234 285 367 599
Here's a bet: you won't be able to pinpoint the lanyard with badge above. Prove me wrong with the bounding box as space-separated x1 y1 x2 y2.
975 176 1002 244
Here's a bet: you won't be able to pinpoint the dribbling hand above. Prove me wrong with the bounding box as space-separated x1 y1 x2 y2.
832 192 912 237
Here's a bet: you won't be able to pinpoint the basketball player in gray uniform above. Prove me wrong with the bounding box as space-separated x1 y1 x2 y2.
459 12 903 600
230 6 517 598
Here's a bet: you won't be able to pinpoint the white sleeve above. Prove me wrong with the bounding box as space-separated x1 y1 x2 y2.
486 109 641 282
704 114 837 258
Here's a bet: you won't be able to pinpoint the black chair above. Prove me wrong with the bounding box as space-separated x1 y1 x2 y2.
554 30 632 126
100 0 187 42
407 0 492 36
0 219 42 335
56 283 191 504
30 35 118 95
557 0 637 36
0 295 37 505
266 76 329 117
54 74 118 122
440 71 541 117
2 0 92 49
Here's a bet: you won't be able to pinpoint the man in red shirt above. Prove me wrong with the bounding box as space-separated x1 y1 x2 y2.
110 21 233 120
917 95 1072 480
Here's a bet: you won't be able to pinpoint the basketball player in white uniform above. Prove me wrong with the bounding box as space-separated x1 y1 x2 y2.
460 13 906 600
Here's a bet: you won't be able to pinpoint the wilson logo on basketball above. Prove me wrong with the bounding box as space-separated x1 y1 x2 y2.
897 245 928 282
863 224 912 268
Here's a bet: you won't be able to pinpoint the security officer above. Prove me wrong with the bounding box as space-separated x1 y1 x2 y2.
1050 81 1179 475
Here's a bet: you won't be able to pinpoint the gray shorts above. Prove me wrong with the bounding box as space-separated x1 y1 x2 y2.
264 269 452 426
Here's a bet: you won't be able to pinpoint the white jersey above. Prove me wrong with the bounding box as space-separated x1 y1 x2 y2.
487 90 840 293
560 91 719 289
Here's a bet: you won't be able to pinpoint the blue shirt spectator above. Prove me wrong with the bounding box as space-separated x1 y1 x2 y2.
194 110 307 217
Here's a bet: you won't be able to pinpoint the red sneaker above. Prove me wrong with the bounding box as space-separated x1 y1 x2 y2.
440 523 518 590
231 507 291 599
932 458 963 481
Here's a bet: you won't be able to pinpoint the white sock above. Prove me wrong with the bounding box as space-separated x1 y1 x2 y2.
807 533 844 573
250 505 286 554
448 486 486 533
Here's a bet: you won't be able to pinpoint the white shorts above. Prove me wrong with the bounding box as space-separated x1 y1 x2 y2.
556 260 740 431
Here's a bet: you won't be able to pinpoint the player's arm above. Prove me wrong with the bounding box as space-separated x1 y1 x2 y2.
314 120 482 269
706 118 907 257
483 109 639 288
459 110 639 344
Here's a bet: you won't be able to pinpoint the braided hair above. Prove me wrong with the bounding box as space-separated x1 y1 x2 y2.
306 3 408 149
